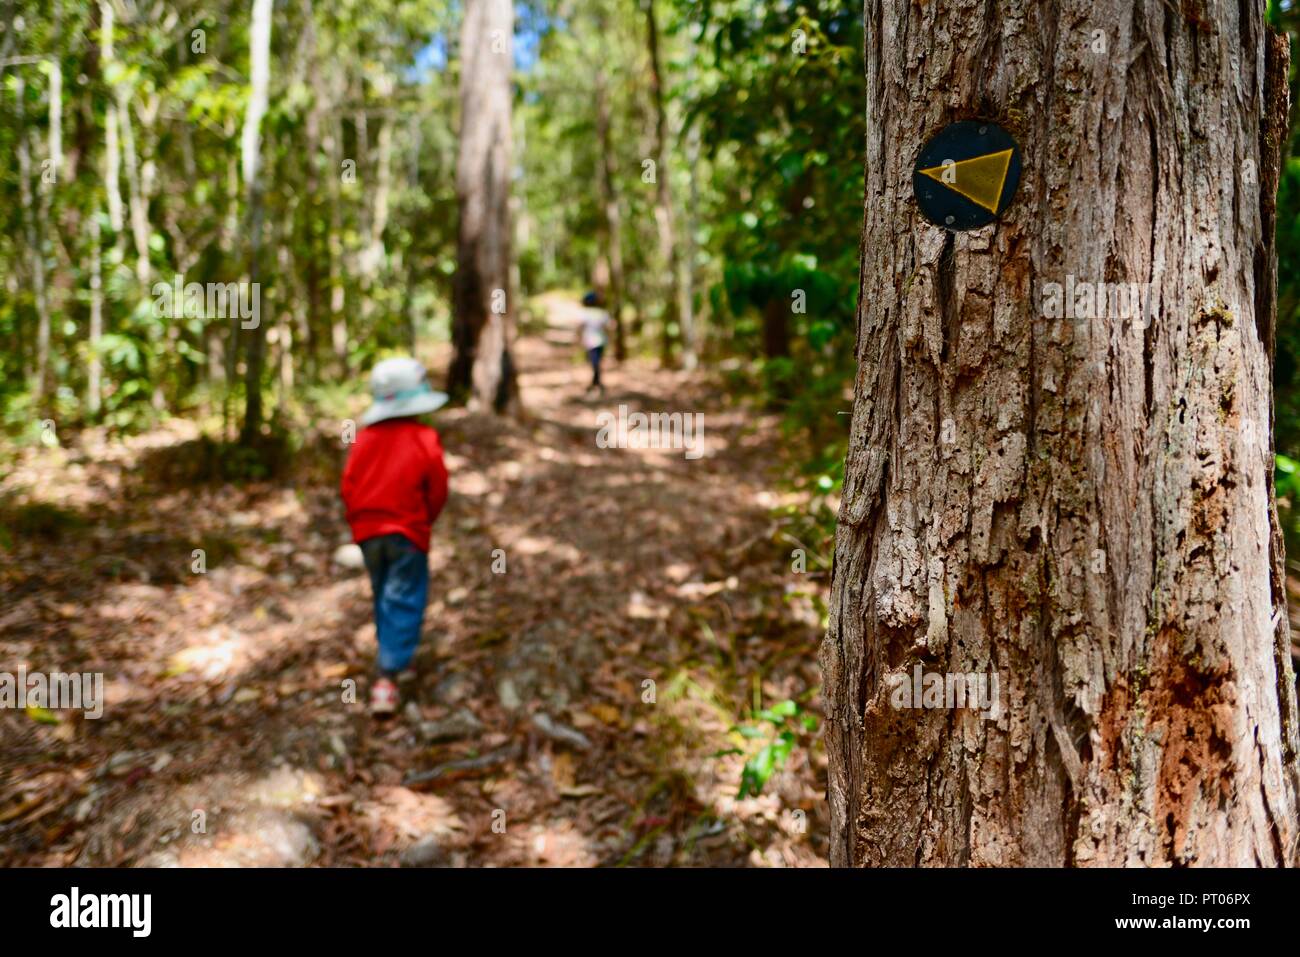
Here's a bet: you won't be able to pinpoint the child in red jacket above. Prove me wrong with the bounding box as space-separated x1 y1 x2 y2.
341 357 449 717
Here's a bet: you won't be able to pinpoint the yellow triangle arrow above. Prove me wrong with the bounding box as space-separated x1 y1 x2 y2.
918 149 1013 214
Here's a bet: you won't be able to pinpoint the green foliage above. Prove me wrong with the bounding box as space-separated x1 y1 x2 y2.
1268 5 1300 458
1277 453 1300 500
18 0 1296 527
0 0 457 436
1275 454 1300 560
727 698 818 799
675 0 861 489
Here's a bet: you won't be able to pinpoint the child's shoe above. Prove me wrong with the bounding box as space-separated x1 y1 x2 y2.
370 675 400 718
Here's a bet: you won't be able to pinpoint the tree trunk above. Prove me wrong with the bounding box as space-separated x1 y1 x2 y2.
104 107 123 226
100 1 123 234
326 84 348 373
448 0 519 414
642 0 694 370
89 1 117 416
509 114 526 335
361 76 394 324
681 34 701 363
87 214 103 417
299 0 323 379
116 93 151 285
594 63 627 362
45 59 61 179
761 297 789 360
239 0 273 444
821 0 1300 866
15 78 51 406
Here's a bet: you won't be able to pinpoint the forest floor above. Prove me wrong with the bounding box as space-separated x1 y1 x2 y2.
0 293 830 867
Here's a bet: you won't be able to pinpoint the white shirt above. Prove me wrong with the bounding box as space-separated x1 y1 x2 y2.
579 308 610 350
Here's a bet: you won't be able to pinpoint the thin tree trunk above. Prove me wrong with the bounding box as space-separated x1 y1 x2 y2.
642 0 693 370
681 125 699 362
222 115 238 439
87 215 103 417
510 106 526 330
116 94 151 285
94 0 120 415
402 251 418 353
38 62 60 401
681 35 701 364
45 58 61 182
239 0 273 444
822 0 1300 866
15 78 51 405
299 0 323 379
362 76 394 322
761 297 789 360
373 110 393 264
594 62 627 362
277 242 294 400
448 0 519 414
326 77 348 372
104 103 123 232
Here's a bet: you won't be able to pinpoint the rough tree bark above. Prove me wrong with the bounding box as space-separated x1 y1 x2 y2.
821 0 1300 866
448 0 519 414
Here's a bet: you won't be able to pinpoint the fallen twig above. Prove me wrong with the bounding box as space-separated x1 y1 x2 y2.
402 743 521 787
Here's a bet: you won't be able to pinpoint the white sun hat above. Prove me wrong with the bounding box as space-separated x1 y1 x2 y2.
360 357 449 426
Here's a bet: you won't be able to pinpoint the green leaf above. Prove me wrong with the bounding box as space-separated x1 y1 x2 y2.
26 705 58 725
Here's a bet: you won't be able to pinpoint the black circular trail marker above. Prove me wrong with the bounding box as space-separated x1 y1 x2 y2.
912 121 1022 231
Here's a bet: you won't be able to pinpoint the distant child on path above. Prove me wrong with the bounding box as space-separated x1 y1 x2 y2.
579 291 611 395
341 357 450 717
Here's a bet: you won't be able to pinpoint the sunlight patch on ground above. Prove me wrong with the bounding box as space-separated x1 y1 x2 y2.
356 787 463 843
167 628 249 681
522 820 599 866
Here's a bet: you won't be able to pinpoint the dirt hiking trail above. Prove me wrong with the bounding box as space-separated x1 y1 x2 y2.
0 294 828 867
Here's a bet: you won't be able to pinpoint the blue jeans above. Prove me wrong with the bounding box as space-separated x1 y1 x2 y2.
587 345 604 387
359 533 429 674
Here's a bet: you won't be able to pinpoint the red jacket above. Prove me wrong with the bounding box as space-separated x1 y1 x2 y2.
341 419 449 552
